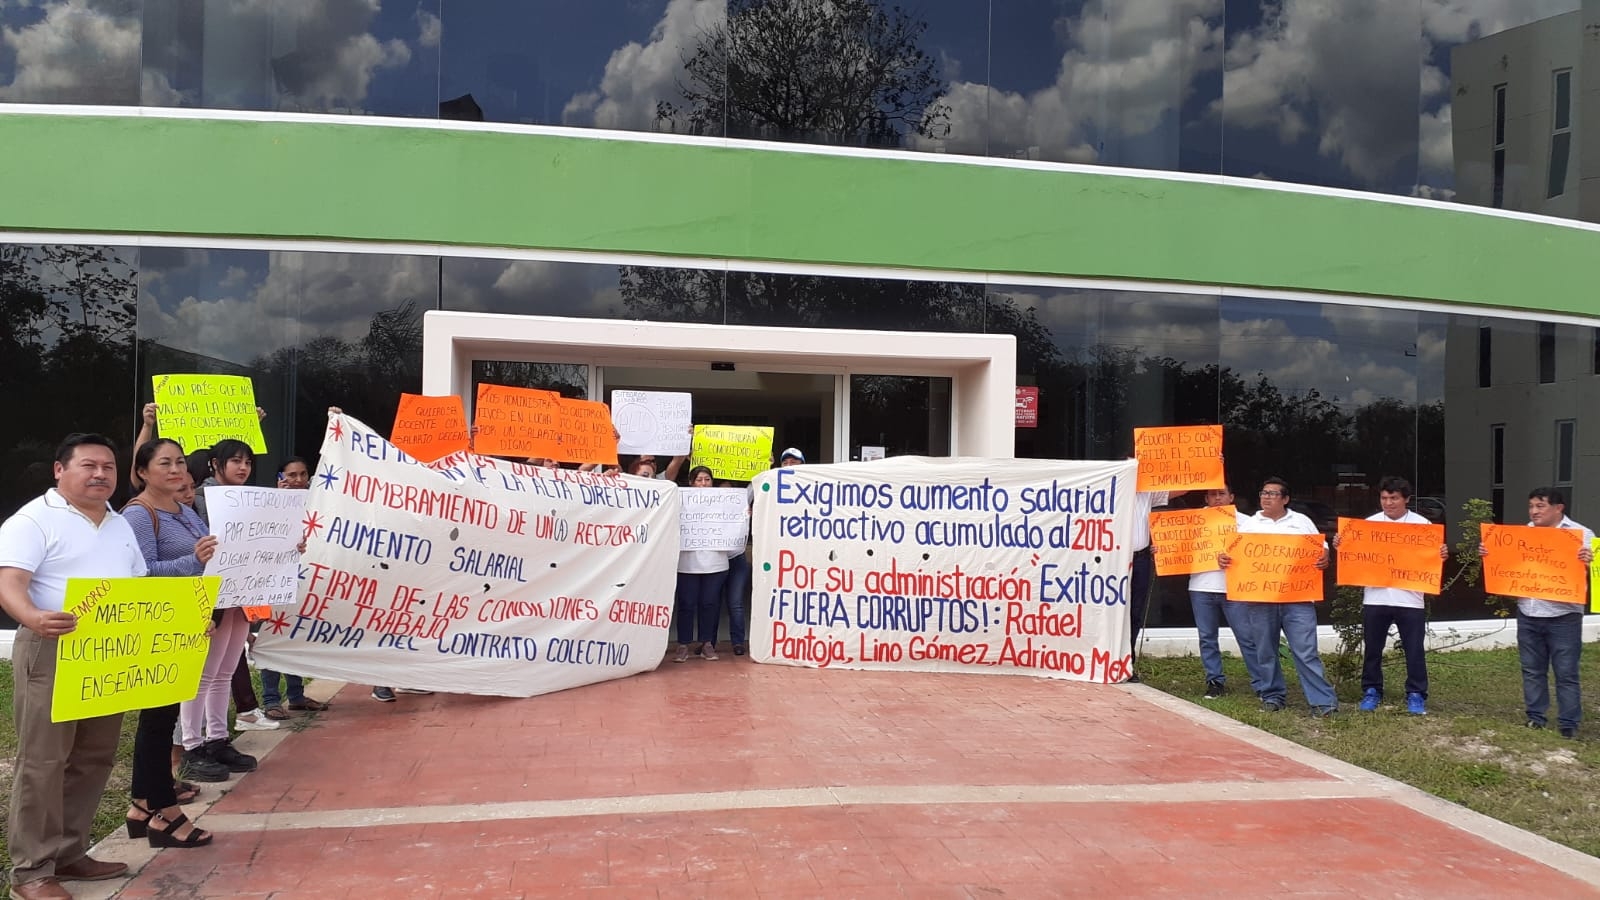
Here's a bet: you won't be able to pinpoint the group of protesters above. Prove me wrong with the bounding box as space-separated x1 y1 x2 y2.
1 407 327 900
1152 475 1591 735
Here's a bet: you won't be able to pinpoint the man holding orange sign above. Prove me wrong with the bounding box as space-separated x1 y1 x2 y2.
1218 477 1337 717
1480 488 1593 738
1332 477 1447 717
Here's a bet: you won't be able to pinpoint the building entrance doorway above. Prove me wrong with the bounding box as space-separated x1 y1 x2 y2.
422 312 1017 462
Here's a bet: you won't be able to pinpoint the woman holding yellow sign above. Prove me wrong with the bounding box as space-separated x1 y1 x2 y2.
120 439 216 848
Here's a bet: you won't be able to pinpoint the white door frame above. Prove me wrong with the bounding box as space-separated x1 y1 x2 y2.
421 312 1018 459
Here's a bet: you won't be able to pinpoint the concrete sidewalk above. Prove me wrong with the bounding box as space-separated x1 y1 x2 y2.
85 657 1600 898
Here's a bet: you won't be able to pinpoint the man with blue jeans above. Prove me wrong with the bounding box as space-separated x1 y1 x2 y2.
1182 483 1259 699
1337 477 1448 716
1485 487 1592 738
1220 477 1337 717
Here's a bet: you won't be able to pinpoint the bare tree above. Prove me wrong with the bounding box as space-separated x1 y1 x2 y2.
659 0 951 145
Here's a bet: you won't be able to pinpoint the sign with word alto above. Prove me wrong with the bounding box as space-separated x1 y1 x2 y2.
53 576 220 722
203 485 309 608
152 374 267 453
751 457 1138 683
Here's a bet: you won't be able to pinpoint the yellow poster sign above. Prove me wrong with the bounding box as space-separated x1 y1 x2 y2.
52 576 219 723
692 425 775 482
152 374 268 453
1590 537 1600 614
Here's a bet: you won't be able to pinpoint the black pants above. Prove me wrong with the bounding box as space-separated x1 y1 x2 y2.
131 704 179 809
1130 547 1155 651
230 649 258 713
1361 605 1428 698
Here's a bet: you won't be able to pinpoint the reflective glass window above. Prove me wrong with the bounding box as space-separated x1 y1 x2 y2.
442 259 724 325
439 0 719 132
141 0 440 115
727 272 981 332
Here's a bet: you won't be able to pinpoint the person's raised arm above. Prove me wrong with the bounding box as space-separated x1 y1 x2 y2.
129 402 158 489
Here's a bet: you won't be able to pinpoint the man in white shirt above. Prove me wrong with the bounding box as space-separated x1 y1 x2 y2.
1219 476 1337 716
1483 487 1593 738
1336 477 1449 716
1128 488 1170 664
1 434 149 900
1182 483 1259 700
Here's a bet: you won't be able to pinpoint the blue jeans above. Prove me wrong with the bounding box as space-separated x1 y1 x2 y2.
1238 602 1337 709
724 552 751 646
1362 605 1428 699
1518 611 1583 730
675 570 729 645
260 670 304 707
1189 591 1261 690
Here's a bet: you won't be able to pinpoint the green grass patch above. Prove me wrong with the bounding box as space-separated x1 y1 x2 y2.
1138 642 1600 857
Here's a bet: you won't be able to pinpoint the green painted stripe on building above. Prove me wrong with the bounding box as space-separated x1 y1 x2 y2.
2 112 1597 317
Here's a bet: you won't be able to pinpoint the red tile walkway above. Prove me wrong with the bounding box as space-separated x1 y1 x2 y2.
97 656 1600 899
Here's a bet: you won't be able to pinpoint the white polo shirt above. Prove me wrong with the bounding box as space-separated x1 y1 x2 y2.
0 489 147 613
1361 510 1433 609
1188 508 1252 594
1240 508 1322 537
1517 515 1594 618
1131 491 1170 552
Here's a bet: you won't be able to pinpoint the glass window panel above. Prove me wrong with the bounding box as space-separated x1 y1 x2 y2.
138 249 438 474
1539 322 1557 383
849 375 951 459
1553 69 1571 130
443 258 724 325
727 272 981 332
986 1 1222 172
0 0 140 104
1223 0 1421 194
439 0 721 133
1556 419 1574 484
471 361 588 399
1546 130 1571 198
1431 3 1583 215
141 0 441 115
0 243 138 516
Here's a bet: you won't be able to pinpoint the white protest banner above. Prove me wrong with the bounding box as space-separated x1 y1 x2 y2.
680 487 750 551
751 457 1137 683
252 414 681 698
203 485 308 609
613 390 692 456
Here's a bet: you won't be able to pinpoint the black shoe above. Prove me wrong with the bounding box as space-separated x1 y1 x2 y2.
179 748 230 783
733 644 747 656
1126 672 1141 684
1561 726 1578 739
1262 698 1286 712
371 686 396 702
1203 679 1225 700
205 739 257 773
1526 720 1546 730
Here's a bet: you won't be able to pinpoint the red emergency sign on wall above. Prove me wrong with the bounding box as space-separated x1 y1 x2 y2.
1015 386 1039 428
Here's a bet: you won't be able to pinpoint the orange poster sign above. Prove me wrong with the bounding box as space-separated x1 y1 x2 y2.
1224 532 1325 603
1133 425 1225 492
555 397 619 466
1150 505 1238 576
472 383 562 458
1481 524 1586 605
389 393 470 463
1335 517 1444 593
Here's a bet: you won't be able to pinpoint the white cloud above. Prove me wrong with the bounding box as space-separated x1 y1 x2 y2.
416 8 440 49
0 0 138 103
919 0 1223 161
562 0 723 131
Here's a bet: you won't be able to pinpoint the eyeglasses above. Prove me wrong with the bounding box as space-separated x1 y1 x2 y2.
1258 490 1284 497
